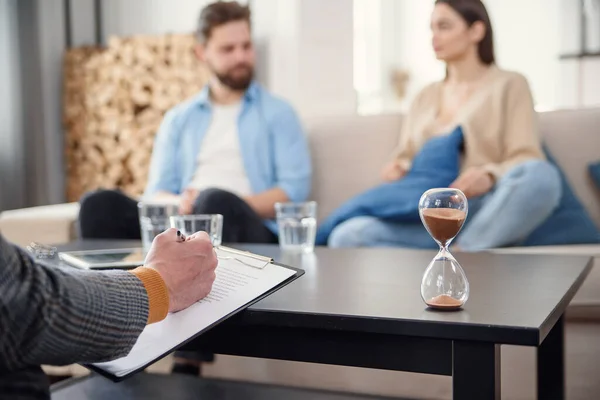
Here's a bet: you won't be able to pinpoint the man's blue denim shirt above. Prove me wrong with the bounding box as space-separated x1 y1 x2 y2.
144 81 312 232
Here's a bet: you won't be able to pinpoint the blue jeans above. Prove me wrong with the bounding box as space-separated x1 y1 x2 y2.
328 160 562 251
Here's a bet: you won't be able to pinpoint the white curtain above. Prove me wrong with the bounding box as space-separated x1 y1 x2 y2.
0 0 67 212
0 0 26 212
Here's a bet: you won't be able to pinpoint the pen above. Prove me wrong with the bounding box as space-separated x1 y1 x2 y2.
176 230 186 242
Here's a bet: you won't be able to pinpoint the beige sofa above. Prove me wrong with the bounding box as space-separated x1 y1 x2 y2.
2 108 600 399
305 108 600 318
2 108 598 309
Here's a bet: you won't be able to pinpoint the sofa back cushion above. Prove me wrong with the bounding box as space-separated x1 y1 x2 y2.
538 108 600 229
305 108 600 229
523 146 600 246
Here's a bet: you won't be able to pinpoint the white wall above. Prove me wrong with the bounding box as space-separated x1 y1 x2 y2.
561 58 600 107
293 0 356 117
354 0 445 114
95 0 600 115
99 0 355 118
357 0 600 113
386 0 562 111
392 0 444 111
254 0 358 117
251 0 302 110
485 0 561 110
101 0 218 39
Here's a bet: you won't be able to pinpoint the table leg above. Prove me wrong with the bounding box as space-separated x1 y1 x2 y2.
452 341 501 400
538 316 565 400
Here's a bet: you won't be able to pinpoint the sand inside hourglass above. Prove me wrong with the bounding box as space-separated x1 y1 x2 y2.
421 208 466 245
426 294 463 309
421 208 467 309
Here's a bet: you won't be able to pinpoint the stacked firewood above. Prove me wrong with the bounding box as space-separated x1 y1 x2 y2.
64 34 209 201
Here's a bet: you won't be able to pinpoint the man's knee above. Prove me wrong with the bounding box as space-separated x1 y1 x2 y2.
79 189 126 214
194 188 238 214
78 189 137 239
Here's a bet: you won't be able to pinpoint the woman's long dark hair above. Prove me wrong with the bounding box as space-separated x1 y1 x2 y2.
435 0 495 65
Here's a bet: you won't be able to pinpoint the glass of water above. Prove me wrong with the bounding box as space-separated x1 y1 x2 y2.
170 214 224 246
275 201 317 254
138 202 179 252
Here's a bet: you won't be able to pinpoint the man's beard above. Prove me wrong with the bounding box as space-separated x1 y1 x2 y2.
212 64 254 91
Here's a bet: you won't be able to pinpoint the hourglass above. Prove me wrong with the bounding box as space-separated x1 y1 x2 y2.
418 188 469 311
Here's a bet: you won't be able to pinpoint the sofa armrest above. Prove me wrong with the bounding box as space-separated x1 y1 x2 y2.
0 203 80 247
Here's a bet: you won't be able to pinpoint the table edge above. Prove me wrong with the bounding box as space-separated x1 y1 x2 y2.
537 255 594 344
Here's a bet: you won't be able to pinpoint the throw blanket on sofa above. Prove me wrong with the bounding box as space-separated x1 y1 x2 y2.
315 126 464 245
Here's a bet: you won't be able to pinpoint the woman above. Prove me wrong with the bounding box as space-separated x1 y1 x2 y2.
318 0 562 251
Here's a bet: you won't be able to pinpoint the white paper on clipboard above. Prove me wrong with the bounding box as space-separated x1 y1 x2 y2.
91 249 295 378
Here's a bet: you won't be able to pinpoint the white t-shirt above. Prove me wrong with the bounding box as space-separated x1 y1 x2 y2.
186 102 253 197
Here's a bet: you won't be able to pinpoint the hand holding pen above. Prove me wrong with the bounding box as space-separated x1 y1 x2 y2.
145 228 217 313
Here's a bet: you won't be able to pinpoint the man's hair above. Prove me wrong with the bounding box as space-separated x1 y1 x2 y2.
196 1 251 43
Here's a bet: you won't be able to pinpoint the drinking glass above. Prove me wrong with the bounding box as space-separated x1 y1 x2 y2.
138 202 179 252
170 214 223 246
275 201 317 253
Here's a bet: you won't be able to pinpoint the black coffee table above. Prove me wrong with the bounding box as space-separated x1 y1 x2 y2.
52 241 592 400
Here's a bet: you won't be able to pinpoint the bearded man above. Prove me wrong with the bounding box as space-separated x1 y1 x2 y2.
79 1 312 246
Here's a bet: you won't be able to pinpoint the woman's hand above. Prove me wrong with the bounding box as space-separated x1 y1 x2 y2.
381 160 406 182
450 167 495 198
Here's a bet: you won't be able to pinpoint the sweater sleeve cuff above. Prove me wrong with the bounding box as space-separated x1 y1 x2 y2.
130 267 170 324
396 157 412 172
481 163 503 182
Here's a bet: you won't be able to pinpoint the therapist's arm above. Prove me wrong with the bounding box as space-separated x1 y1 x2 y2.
0 235 169 372
0 228 217 374
0 229 218 372
244 104 312 218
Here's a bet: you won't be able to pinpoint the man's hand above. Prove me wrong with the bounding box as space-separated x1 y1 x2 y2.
450 167 495 199
243 188 289 219
179 188 199 215
381 160 406 182
144 228 217 313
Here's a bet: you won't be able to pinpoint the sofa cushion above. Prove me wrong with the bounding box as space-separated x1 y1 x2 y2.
306 114 402 220
539 108 600 228
523 148 600 246
315 126 464 245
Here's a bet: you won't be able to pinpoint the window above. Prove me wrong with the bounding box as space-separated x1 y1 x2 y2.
353 0 383 115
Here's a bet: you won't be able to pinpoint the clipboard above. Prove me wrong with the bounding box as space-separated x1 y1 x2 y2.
57 246 271 270
83 248 304 382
